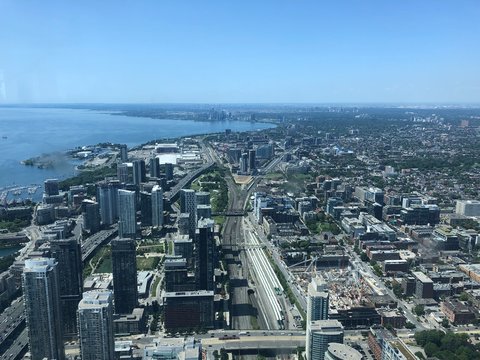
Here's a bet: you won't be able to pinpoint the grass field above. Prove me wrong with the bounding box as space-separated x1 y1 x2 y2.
136 256 160 271
95 254 112 273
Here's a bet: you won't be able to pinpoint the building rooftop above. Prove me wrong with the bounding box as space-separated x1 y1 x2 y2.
326 343 362 360
164 290 214 298
412 271 433 284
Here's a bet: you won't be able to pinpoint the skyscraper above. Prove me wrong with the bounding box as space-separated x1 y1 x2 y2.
117 163 130 183
152 185 164 227
195 218 215 291
132 159 146 185
195 192 210 206
22 258 65 360
111 238 138 314
117 189 137 239
240 153 248 174
164 162 174 181
77 290 115 360
119 144 128 162
49 238 83 339
307 277 329 322
149 157 160 178
140 191 152 227
180 189 196 237
196 204 212 221
248 149 256 172
44 178 60 196
97 181 120 226
83 200 101 233
306 320 344 360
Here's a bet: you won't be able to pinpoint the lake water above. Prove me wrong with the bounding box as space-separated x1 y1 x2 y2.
0 107 274 196
0 246 22 258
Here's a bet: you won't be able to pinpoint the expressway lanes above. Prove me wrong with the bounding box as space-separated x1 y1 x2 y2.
0 328 27 360
81 225 118 261
0 300 25 351
165 161 214 203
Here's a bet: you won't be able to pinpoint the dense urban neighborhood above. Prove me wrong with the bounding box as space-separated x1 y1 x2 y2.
1 106 480 360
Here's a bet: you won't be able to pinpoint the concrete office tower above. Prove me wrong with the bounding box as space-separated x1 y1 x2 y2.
306 320 344 360
112 238 138 314
248 149 256 171
180 189 197 237
152 185 164 227
196 191 210 206
195 218 215 291
49 238 83 339
44 178 60 196
149 157 161 178
119 144 128 162
77 290 115 360
164 162 174 181
308 277 329 322
132 159 146 185
456 200 480 217
140 191 152 226
83 200 101 233
324 343 362 360
97 181 120 226
118 189 137 239
22 258 65 360
240 153 248 173
117 163 130 183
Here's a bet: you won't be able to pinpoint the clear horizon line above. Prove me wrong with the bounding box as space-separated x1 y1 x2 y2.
1 101 480 107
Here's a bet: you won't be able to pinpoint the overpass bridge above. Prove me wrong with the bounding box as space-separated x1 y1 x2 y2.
81 225 118 261
165 161 214 203
202 335 305 352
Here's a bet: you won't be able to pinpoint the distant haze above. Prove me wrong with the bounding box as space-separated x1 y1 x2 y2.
0 1 479 104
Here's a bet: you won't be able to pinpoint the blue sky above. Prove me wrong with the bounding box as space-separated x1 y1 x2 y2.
0 1 479 104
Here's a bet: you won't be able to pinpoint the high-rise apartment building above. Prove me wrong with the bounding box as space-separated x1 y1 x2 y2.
97 181 120 226
306 320 344 360
152 185 164 227
248 149 256 171
307 277 329 322
118 189 137 239
132 159 146 185
119 144 128 162
149 157 160 178
49 238 83 339
196 205 212 221
240 153 248 173
22 258 65 360
140 191 152 227
83 200 101 233
112 238 138 314
117 163 131 183
77 290 115 360
180 189 196 237
164 162 174 181
195 218 215 291
195 192 210 206
44 178 60 196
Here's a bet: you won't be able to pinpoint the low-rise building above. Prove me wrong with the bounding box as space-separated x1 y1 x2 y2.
440 299 476 325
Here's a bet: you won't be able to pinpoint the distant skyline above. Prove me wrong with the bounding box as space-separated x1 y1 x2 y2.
0 1 479 104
